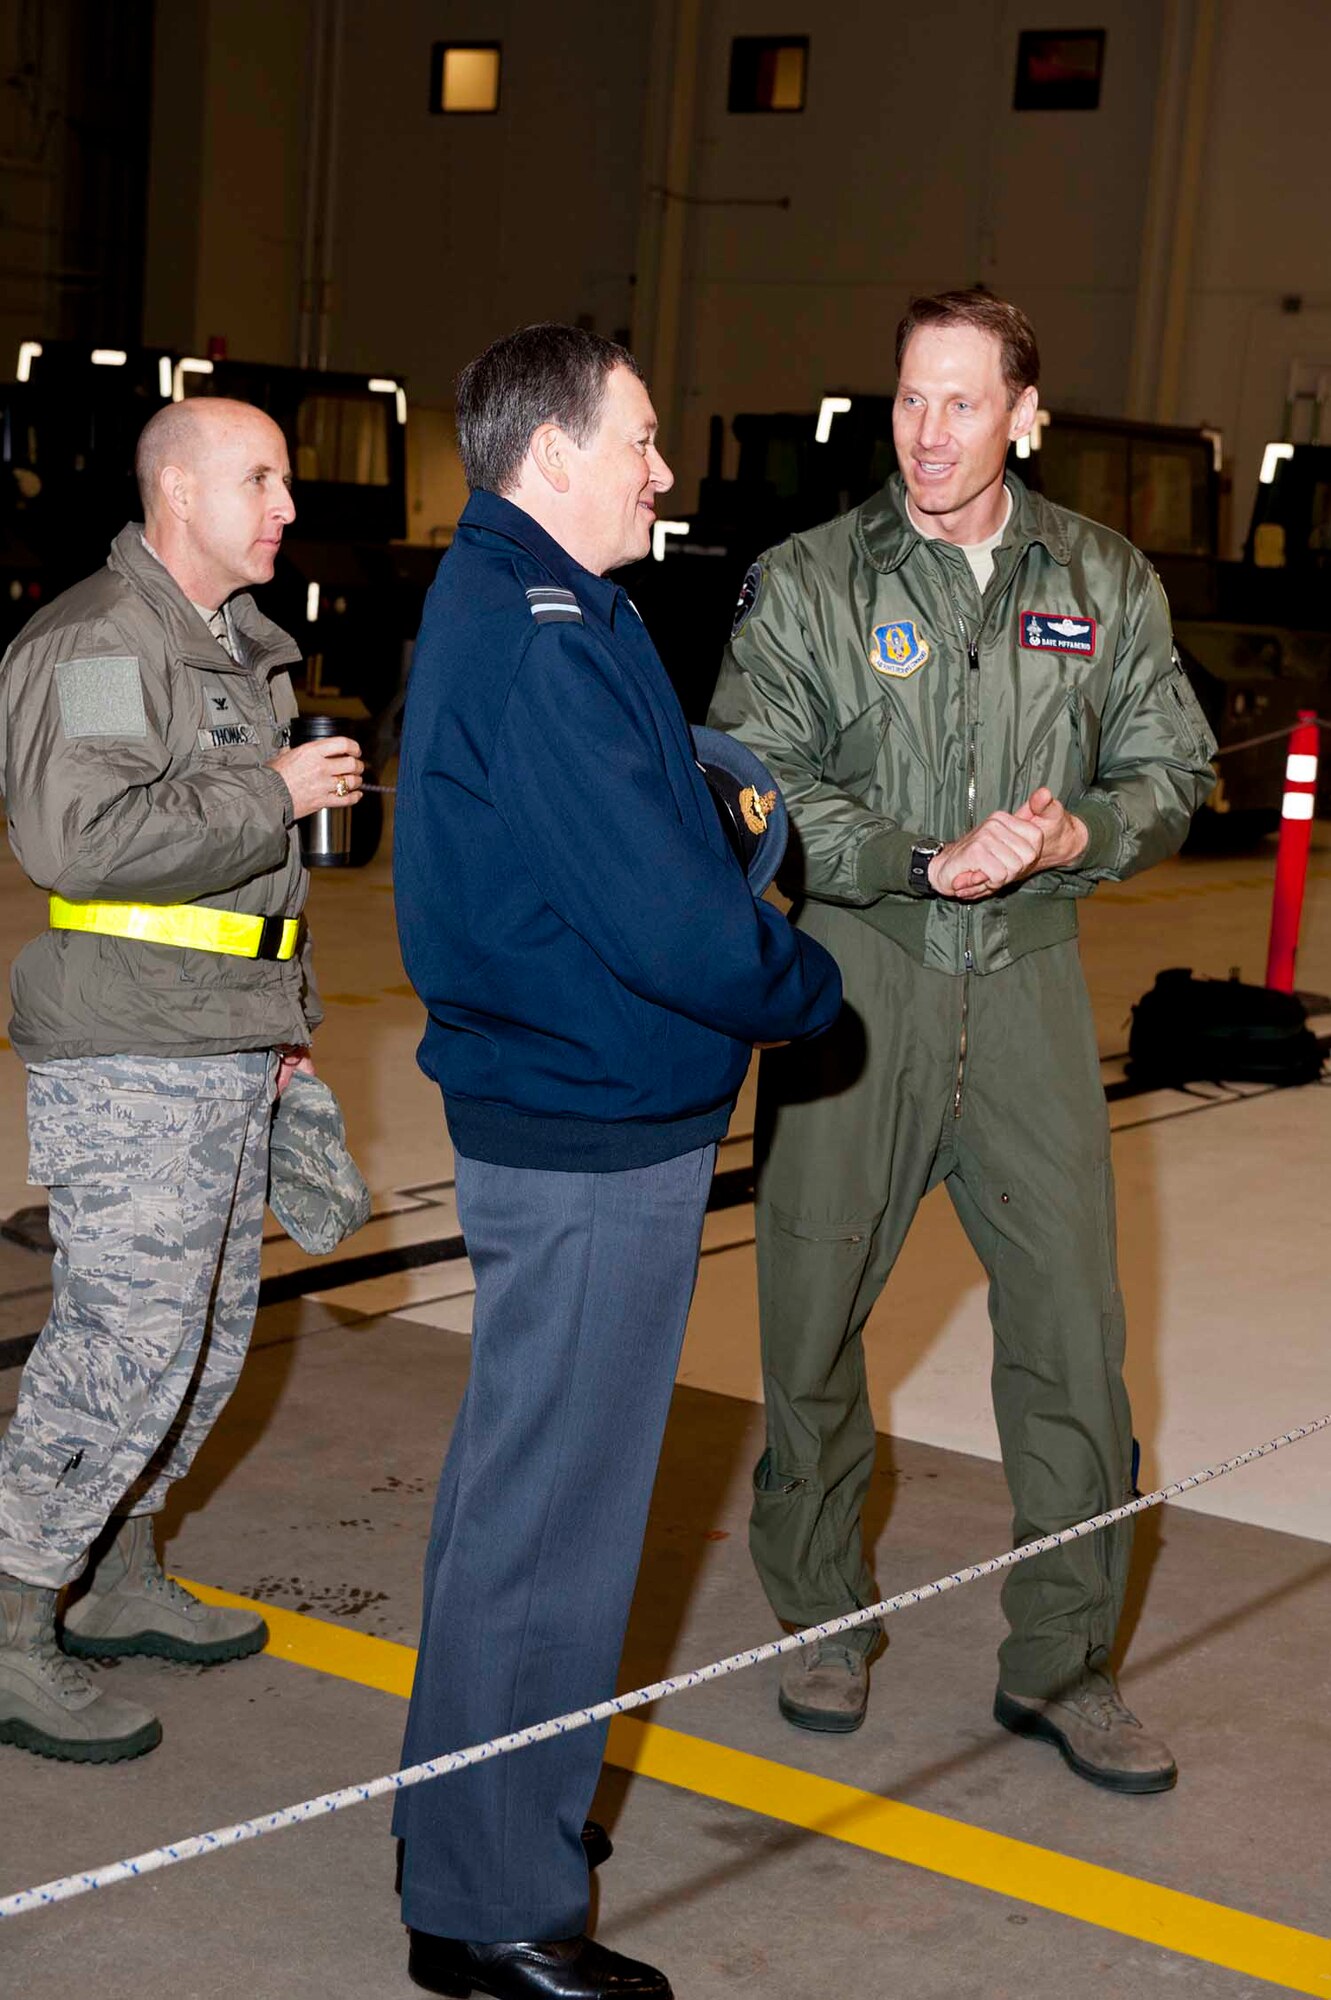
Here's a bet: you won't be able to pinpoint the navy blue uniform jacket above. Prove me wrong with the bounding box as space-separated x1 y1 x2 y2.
394 491 842 1171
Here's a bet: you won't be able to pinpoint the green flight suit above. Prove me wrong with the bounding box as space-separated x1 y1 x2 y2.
709 474 1216 1697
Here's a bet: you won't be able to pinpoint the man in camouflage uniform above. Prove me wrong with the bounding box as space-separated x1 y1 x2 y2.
0 396 364 1761
710 293 1216 1792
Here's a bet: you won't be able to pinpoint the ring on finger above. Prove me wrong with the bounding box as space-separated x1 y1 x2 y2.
335 776 348 799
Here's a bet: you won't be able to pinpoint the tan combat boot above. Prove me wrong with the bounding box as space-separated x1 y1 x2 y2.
778 1639 873 1734
995 1676 1178 1793
61 1516 268 1666
0 1572 160 1762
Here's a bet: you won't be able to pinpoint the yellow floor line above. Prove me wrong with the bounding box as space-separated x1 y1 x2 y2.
180 1579 1331 1996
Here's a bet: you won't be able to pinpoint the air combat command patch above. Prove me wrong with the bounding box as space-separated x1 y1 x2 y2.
869 620 931 678
732 561 763 637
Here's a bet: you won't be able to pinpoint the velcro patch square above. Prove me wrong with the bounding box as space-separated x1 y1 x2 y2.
55 656 147 738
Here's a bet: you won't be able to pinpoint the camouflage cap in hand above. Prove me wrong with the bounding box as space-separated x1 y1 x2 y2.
268 1070 372 1255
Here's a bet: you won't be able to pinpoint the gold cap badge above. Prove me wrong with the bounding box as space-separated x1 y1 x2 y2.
740 786 777 836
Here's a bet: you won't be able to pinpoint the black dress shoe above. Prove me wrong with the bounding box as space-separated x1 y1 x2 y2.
407 1931 672 1998
396 1823 612 1895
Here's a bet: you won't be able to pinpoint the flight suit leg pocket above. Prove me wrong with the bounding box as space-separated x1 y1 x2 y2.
752 1208 882 1627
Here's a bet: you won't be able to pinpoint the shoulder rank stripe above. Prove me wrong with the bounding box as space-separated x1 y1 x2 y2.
525 585 583 624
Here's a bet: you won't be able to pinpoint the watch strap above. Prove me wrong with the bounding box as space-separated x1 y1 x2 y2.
909 842 943 897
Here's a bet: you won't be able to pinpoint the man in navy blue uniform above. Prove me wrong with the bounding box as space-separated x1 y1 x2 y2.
392 324 841 2000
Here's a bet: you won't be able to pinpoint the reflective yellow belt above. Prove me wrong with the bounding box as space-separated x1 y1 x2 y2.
49 897 300 962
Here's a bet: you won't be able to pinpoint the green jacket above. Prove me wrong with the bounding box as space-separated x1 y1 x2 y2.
1 525 320 1062
709 474 1217 976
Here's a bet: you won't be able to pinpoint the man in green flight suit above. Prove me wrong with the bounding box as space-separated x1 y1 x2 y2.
709 290 1216 1792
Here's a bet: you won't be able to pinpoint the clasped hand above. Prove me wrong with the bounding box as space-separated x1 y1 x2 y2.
927 787 1088 901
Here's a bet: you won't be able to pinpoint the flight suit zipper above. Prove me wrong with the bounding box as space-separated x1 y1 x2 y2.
922 516 1031 1117
955 637 979 1116
941 538 1025 1117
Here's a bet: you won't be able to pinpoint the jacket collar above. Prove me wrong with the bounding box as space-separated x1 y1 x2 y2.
107 524 303 677
458 489 625 624
855 472 1073 574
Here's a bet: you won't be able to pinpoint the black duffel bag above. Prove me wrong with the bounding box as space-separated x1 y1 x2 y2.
1127 967 1323 1089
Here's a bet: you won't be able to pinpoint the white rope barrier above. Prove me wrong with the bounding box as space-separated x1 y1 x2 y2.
2 1410 1326 1921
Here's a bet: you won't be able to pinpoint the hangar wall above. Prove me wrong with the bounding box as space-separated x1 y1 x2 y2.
326 0 649 388
0 0 153 368
143 0 311 366
125 1 1331 547
653 0 1164 500
1177 0 1331 547
141 2 649 394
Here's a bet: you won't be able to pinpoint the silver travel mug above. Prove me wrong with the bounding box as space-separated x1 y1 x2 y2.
296 714 355 868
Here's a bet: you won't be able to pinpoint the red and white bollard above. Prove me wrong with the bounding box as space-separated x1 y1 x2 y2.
1265 710 1320 993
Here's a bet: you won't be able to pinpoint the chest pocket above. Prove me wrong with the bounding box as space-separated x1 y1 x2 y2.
1014 689 1090 806
823 699 933 831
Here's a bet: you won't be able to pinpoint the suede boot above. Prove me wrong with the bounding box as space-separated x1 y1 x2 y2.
62 1516 267 1665
0 1571 160 1762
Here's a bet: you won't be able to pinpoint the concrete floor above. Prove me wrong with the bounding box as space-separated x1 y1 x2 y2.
0 1305 1327 1997
1 813 1329 1995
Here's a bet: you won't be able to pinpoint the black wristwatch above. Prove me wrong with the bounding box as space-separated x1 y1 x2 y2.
909 841 944 897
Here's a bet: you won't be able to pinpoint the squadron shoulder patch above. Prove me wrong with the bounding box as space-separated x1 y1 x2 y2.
869 621 930 679
732 562 763 638
525 585 583 624
1019 611 1097 656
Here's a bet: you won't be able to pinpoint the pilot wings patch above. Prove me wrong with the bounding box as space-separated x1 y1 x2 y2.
1019 611 1097 657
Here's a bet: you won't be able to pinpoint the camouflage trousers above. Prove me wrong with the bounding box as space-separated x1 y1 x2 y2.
0 1052 276 1588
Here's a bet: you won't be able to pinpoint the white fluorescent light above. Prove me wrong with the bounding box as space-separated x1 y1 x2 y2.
651 520 690 562
369 377 407 422
1259 441 1294 484
1029 407 1050 453
16 340 42 383
91 348 127 366
1014 435 1032 460
306 581 321 623
815 395 852 444
172 357 214 403
158 356 172 399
